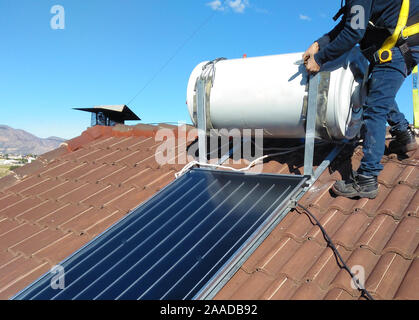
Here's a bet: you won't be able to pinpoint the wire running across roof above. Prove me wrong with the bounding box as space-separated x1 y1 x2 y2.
13 169 307 300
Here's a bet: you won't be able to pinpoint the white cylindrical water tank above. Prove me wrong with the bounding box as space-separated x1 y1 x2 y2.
186 47 369 140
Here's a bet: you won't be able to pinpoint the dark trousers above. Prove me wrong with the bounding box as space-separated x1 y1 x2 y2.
357 45 419 177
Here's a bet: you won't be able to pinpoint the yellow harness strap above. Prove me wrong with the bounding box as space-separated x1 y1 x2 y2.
402 22 419 38
413 65 419 128
377 0 411 63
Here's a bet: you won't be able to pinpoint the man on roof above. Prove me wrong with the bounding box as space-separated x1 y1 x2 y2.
304 0 419 199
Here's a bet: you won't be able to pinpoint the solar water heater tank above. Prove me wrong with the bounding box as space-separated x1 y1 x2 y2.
186 47 369 140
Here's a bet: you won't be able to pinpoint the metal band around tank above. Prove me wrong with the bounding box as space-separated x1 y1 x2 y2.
192 58 227 131
301 71 332 140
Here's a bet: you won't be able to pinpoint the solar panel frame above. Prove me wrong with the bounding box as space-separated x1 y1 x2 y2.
13 169 307 300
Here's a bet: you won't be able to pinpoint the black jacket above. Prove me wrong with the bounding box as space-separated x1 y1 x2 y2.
314 0 419 65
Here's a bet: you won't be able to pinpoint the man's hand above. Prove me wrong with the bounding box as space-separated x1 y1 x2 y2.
302 42 319 64
305 56 320 74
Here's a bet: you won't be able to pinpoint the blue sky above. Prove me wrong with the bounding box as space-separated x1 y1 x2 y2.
0 0 416 139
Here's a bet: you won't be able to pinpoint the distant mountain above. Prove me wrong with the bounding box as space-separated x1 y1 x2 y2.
0 125 66 156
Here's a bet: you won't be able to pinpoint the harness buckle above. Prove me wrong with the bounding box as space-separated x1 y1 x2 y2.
374 49 393 64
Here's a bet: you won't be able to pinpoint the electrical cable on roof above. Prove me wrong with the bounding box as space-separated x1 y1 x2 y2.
175 141 339 178
175 149 297 179
296 204 375 301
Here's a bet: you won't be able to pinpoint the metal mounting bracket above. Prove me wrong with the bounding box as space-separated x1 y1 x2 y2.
304 73 320 180
196 78 208 164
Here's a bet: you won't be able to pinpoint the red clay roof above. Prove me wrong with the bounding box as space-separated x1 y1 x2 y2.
0 125 417 300
215 143 419 300
0 124 194 299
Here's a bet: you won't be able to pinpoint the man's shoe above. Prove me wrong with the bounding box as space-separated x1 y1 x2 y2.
332 172 378 199
389 126 418 154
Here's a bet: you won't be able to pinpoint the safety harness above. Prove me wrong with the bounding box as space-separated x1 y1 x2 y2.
335 0 419 74
374 0 419 72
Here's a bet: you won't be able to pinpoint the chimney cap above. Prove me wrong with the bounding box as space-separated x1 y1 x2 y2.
73 105 141 121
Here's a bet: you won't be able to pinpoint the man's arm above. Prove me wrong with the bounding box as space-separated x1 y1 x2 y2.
314 0 373 66
316 18 346 51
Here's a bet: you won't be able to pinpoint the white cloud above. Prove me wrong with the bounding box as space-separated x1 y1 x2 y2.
228 0 249 13
299 14 312 21
207 0 225 11
206 0 250 14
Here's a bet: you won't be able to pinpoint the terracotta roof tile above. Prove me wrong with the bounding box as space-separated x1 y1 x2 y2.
79 185 121 208
228 271 277 300
82 209 125 239
33 233 91 264
37 161 73 179
57 183 104 205
331 212 371 250
306 209 348 246
382 216 419 259
394 259 419 300
20 178 62 198
117 167 153 188
378 162 405 188
0 174 19 193
290 282 327 300
328 196 358 214
116 149 155 168
0 193 22 209
60 146 98 162
0 250 18 269
277 240 325 282
75 164 119 184
365 253 412 300
0 217 21 236
96 149 133 165
37 145 68 163
0 256 50 300
398 166 419 188
0 223 45 252
108 188 156 213
357 214 398 254
8 228 69 258
58 162 92 181
240 231 287 273
0 197 44 220
376 184 417 219
106 136 138 150
37 180 81 201
17 200 64 224
352 185 392 216
5 176 48 195
324 288 355 300
330 248 380 297
304 245 352 290
259 274 299 300
283 211 321 243
405 190 419 217
59 207 119 235
299 181 336 212
256 237 302 276
12 160 45 179
126 137 156 151
272 209 300 236
37 203 91 230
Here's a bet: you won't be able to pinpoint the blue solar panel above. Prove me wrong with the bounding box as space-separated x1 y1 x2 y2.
14 169 306 300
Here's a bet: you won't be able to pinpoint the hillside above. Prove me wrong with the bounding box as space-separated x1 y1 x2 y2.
0 125 65 156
